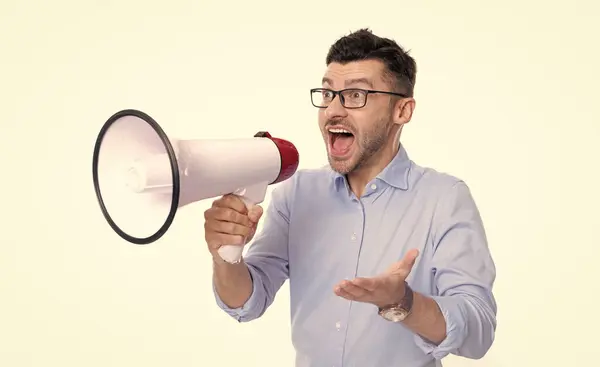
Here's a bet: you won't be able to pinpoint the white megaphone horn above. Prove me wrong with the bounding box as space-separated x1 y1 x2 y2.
92 109 300 263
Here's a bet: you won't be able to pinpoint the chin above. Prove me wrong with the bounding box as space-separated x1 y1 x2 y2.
327 155 357 175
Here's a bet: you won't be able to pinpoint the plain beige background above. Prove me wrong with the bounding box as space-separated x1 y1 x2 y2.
1 0 599 366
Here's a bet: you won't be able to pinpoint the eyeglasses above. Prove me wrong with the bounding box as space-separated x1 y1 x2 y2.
310 88 407 109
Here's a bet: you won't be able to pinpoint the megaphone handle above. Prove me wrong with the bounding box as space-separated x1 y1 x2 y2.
217 183 268 264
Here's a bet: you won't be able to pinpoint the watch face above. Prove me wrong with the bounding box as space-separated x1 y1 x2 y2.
381 308 409 322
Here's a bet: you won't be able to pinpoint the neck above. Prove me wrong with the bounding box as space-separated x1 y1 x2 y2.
347 141 400 197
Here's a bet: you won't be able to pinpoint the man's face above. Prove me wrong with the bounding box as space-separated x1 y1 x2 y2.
317 60 396 175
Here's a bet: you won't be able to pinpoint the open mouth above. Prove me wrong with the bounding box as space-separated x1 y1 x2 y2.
328 127 355 157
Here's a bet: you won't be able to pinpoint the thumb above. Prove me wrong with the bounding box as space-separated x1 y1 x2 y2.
247 205 264 223
402 248 419 268
390 248 419 277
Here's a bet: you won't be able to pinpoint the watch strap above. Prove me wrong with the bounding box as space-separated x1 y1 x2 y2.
379 281 414 313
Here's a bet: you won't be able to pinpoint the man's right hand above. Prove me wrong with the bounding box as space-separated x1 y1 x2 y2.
203 194 264 262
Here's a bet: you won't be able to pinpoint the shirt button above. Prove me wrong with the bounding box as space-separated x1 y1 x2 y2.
370 183 377 190
335 321 341 330
350 233 356 240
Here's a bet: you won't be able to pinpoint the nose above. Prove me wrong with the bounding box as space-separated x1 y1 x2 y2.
324 95 348 120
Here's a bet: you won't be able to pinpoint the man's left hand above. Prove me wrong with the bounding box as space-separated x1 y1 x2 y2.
334 248 419 308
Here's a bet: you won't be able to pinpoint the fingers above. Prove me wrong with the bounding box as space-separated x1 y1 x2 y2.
335 275 405 308
351 277 380 292
204 215 253 238
205 205 253 228
209 194 263 226
334 286 355 300
334 279 370 300
203 195 263 254
247 205 263 223
212 194 248 215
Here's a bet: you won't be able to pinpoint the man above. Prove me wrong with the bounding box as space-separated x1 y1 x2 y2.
204 28 497 367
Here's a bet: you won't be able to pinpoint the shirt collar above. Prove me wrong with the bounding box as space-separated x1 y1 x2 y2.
332 144 412 192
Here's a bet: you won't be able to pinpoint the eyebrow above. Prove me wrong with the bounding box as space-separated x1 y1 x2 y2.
321 77 374 89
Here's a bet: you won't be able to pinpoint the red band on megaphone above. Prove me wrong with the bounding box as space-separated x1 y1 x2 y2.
254 131 300 184
271 137 299 183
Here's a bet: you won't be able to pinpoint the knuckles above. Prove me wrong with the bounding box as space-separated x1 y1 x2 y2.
203 195 256 249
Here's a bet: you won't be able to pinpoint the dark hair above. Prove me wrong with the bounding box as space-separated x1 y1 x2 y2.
325 28 417 97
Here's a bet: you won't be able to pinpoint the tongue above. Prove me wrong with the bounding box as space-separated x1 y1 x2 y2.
332 134 354 153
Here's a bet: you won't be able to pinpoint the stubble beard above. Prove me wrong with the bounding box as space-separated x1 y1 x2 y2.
327 117 391 175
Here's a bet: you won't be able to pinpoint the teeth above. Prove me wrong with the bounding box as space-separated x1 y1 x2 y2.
329 128 351 134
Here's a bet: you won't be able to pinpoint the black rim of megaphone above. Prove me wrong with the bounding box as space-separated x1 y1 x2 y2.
92 109 181 245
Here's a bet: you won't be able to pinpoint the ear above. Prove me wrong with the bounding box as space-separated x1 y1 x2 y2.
393 97 416 126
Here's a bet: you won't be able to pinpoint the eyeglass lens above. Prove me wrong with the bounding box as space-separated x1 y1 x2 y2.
312 89 367 108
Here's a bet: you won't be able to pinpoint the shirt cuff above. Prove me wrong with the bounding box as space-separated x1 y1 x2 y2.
413 295 468 359
212 263 265 322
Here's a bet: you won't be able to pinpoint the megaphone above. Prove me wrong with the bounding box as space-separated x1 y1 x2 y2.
92 109 299 263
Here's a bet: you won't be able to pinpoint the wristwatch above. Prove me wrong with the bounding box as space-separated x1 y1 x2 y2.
378 281 414 322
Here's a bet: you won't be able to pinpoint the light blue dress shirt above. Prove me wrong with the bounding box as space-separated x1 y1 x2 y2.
213 145 497 367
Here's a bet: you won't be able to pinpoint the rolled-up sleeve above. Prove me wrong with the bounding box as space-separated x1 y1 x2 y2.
212 179 293 322
414 180 498 360
213 263 270 322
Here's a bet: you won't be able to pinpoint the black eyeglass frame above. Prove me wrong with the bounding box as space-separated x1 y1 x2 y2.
310 88 408 109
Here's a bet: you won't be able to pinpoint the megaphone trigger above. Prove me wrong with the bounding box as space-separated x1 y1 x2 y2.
217 182 270 264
